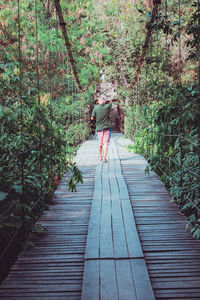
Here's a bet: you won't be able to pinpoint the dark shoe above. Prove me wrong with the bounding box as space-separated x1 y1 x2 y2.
103 159 107 163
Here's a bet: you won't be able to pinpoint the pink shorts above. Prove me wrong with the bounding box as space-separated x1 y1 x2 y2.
97 130 110 146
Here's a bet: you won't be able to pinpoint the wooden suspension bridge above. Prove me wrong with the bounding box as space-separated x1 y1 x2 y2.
0 133 200 300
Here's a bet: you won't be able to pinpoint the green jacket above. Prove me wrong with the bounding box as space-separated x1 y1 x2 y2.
91 103 112 131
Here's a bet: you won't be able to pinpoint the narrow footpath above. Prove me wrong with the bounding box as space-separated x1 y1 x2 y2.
1 134 200 300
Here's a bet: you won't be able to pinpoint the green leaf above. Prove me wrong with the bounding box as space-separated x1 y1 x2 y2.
0 191 8 201
12 185 23 194
22 240 35 250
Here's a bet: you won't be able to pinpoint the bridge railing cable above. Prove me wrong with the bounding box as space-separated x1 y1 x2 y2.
132 117 200 215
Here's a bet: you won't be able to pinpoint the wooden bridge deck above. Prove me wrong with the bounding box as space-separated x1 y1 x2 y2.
1 133 200 299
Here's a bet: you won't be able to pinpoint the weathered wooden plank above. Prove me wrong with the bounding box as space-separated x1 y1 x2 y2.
85 203 101 259
130 259 155 300
0 293 81 299
102 166 110 201
115 260 137 300
117 176 129 200
112 200 129 258
85 160 102 259
109 175 119 201
111 142 121 175
100 199 114 259
121 200 144 258
81 260 99 300
0 284 81 292
93 162 102 202
100 260 118 300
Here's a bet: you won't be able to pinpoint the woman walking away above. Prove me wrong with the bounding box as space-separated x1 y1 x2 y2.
91 95 112 163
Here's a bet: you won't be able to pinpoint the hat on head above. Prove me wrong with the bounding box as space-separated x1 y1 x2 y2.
98 95 106 104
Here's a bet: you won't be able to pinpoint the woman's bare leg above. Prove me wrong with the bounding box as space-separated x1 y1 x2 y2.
99 145 103 160
103 143 108 160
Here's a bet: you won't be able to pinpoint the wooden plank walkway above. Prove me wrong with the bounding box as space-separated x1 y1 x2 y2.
82 139 154 300
1 133 200 299
114 133 200 300
0 139 99 299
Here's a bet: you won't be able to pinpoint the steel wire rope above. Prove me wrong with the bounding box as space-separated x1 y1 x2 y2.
54 0 91 92
163 0 170 163
197 0 200 198
136 119 198 145
76 82 82 144
159 150 200 178
17 0 24 192
155 27 162 170
17 0 25 230
78 85 81 143
135 120 200 178
72 75 76 149
129 0 162 88
0 205 15 219
177 0 184 201
155 164 200 214
59 15 72 167
55 11 62 180
67 53 73 160
0 0 25 265
59 13 67 160
69 61 75 153
66 42 72 159
47 0 54 183
35 0 43 211
27 1 53 216
75 82 79 142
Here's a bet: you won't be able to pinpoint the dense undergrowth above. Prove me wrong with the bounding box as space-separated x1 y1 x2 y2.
0 51 90 275
125 81 199 237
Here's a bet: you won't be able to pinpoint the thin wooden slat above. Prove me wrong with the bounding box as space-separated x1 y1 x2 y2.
0 293 81 299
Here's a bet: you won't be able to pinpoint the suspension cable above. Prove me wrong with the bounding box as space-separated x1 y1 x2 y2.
129 0 162 88
17 0 25 229
54 0 90 92
35 0 43 205
198 0 200 189
47 0 53 178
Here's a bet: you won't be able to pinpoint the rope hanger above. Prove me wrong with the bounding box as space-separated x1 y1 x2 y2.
129 0 162 88
54 0 90 93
